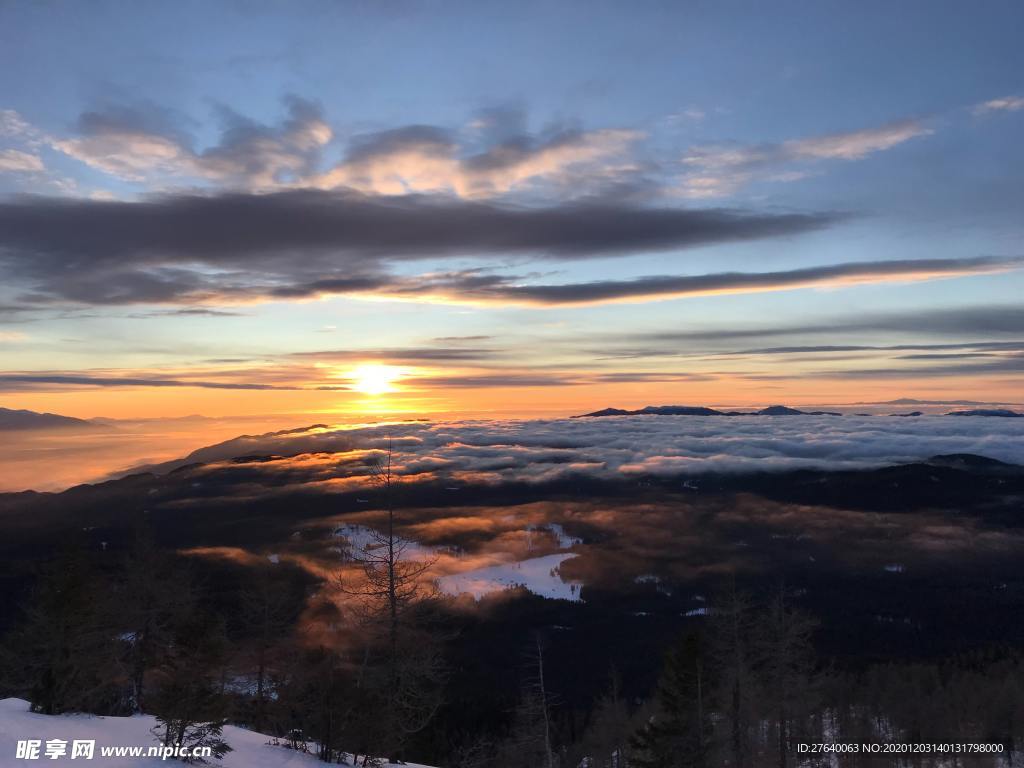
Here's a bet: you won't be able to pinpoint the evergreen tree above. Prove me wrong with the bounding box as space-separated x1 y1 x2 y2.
449 735 498 768
237 562 295 732
278 644 355 764
631 632 710 768
148 611 232 762
0 544 118 715
113 525 192 713
573 670 637 768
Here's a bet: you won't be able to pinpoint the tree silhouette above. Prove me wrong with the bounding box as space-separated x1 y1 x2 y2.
631 632 711 768
336 438 447 760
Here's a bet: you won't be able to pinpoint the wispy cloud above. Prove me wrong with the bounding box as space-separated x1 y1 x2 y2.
51 97 332 188
0 372 302 391
0 109 45 147
615 306 1024 350
4 95 1018 206
22 100 641 199
972 95 1024 115
358 256 1024 308
0 362 710 394
313 123 641 198
727 341 1024 356
290 346 503 363
7 97 1012 209
679 119 933 198
0 149 44 173
786 354 1024 380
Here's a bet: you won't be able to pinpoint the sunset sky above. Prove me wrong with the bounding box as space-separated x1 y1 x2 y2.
1 0 1023 421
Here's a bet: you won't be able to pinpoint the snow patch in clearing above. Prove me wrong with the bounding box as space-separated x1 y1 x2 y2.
525 523 582 551
332 524 436 562
438 554 582 602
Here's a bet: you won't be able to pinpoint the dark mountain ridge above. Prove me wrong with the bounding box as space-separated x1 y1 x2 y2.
575 404 843 417
575 404 1024 418
0 407 101 431
946 409 1023 417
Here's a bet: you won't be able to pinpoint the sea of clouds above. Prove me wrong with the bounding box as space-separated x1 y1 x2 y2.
156 414 1024 485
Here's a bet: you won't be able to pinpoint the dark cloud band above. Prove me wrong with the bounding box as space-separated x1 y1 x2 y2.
0 190 837 305
382 256 1024 307
0 373 298 391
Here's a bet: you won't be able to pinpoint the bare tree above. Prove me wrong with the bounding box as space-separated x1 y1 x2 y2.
238 563 295 732
709 582 758 768
532 635 557 768
499 634 559 768
349 439 437 658
337 438 447 760
758 587 819 768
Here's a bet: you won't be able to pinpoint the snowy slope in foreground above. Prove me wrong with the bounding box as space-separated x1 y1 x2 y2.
0 699 436 767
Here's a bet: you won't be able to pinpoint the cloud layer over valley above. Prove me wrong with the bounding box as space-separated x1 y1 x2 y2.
133 414 1024 489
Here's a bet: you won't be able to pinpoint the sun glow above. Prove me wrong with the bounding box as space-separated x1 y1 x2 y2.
349 364 403 395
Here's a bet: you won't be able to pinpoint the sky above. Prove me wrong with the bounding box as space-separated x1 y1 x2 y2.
1 0 1023 421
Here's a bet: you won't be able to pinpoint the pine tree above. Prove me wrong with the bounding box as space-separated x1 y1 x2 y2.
0 544 118 715
449 735 497 768
237 562 295 732
573 669 642 768
148 611 232 762
113 525 192 713
277 644 358 764
631 632 710 768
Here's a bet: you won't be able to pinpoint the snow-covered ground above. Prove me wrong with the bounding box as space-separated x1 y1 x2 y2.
437 552 582 601
333 524 438 562
335 523 584 602
527 523 582 551
0 699 436 767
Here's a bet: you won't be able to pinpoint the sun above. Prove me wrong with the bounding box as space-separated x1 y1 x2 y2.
350 364 402 395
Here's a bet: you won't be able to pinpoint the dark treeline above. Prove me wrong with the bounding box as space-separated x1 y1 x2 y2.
0 446 451 765
453 588 1024 768
0 522 446 766
3 531 1023 767
2 441 1024 768
557 590 1024 768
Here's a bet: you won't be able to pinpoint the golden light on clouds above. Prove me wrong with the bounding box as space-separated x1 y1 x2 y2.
349 364 405 395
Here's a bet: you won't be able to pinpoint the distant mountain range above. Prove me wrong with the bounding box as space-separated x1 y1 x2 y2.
868 398 1002 406
0 407 102 431
575 404 1024 418
946 409 1023 418
576 404 842 417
